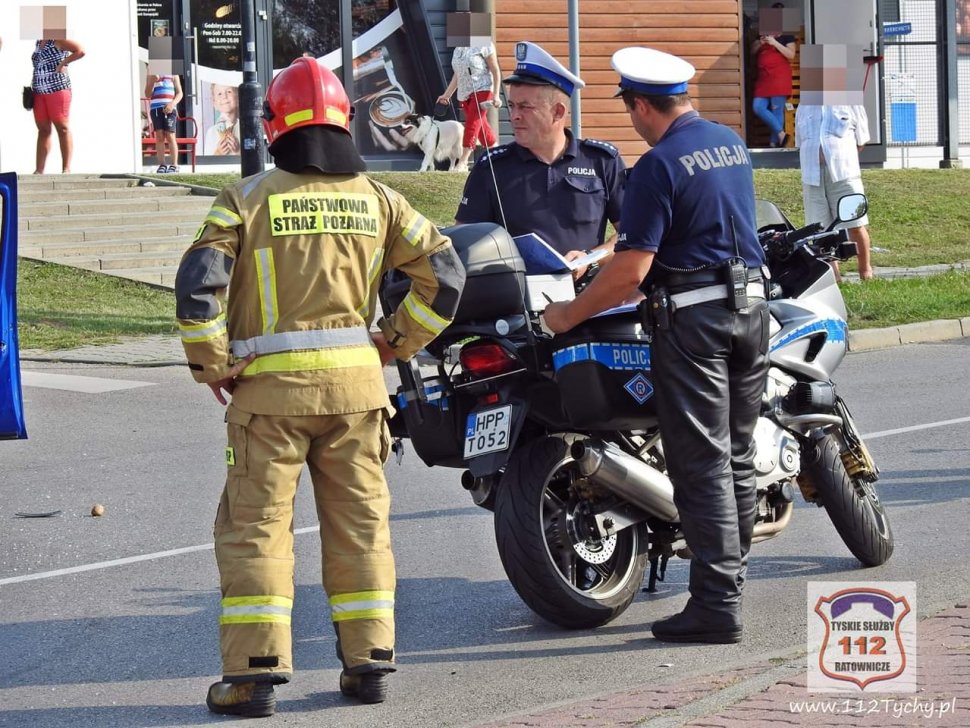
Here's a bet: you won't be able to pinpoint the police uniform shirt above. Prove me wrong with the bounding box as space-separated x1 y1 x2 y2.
615 111 764 274
456 131 625 255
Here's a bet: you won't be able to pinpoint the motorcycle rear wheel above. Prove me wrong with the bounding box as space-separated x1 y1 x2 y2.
494 433 649 629
803 433 894 566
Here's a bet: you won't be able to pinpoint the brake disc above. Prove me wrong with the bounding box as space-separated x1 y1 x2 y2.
572 534 617 564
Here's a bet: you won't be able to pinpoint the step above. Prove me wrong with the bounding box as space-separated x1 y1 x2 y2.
17 185 196 202
101 266 178 288
19 196 212 217
64 249 186 271
15 176 141 191
16 173 121 185
26 259 180 289
23 211 205 233
24 209 203 232
19 235 194 260
20 221 199 244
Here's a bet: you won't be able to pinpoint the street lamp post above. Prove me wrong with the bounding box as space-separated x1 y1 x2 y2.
239 0 265 177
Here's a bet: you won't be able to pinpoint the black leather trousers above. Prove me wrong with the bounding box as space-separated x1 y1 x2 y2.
652 298 769 620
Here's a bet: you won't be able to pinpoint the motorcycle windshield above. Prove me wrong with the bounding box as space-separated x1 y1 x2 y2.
0 172 27 440
755 198 792 232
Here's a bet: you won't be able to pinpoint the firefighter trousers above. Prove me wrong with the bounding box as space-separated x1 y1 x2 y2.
215 404 395 683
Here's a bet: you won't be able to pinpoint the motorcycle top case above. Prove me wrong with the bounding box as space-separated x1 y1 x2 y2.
382 222 527 325
552 308 658 430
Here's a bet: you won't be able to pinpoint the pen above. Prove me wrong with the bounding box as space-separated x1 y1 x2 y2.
543 293 553 304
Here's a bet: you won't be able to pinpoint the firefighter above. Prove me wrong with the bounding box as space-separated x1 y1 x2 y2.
175 57 465 717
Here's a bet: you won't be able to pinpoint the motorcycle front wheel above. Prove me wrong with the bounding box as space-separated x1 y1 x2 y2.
494 433 649 629
803 433 894 566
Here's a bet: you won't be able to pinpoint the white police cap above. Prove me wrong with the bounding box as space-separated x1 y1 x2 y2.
610 47 695 97
503 41 585 97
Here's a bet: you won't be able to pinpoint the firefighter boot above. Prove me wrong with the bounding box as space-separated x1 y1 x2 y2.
339 668 394 704
206 680 277 717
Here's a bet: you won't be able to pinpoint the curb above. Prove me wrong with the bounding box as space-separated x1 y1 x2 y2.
19 318 970 367
18 334 185 367
847 317 970 352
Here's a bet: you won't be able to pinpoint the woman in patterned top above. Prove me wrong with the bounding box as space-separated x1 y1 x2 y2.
31 38 85 174
436 44 503 170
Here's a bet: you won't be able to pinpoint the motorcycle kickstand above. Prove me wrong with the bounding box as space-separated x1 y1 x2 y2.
643 553 670 593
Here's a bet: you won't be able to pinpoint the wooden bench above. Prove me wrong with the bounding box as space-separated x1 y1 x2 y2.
141 99 198 172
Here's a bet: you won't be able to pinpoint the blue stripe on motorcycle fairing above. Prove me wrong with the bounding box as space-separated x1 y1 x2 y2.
553 344 590 369
396 384 449 410
770 318 848 352
553 343 652 372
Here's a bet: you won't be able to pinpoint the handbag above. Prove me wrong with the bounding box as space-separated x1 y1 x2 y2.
23 86 34 111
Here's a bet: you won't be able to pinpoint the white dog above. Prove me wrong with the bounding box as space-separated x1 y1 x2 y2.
401 114 464 172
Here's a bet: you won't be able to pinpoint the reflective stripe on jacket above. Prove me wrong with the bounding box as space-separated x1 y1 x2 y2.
174 168 465 415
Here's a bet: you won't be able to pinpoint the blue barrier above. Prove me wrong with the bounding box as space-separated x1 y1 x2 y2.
0 171 27 440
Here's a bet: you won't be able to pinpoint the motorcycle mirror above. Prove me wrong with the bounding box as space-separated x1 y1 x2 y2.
836 193 868 225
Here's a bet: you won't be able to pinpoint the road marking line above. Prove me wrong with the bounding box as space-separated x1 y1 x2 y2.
21 372 155 393
5 416 969 586
0 526 319 586
864 416 970 440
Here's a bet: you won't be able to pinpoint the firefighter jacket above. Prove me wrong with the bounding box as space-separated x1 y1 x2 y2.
175 168 465 416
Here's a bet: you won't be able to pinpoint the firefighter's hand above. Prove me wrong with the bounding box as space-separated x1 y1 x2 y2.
371 332 397 366
207 354 256 405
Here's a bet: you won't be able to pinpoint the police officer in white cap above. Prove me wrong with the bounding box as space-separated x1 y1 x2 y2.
545 47 768 644
456 41 625 270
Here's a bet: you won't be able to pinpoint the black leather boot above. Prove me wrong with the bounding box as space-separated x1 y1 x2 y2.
652 600 742 644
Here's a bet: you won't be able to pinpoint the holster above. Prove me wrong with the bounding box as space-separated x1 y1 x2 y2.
639 286 672 332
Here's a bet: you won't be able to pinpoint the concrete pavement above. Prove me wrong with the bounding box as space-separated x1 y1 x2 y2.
15 309 970 726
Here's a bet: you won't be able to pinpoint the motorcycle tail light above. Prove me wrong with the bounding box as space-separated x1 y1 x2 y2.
459 342 518 377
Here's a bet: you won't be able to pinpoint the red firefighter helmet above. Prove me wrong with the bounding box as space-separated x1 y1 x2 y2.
262 57 354 143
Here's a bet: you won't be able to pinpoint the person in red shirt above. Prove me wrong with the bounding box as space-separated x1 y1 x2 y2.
750 10 796 148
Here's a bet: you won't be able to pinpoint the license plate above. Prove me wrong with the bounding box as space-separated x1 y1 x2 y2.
463 405 512 458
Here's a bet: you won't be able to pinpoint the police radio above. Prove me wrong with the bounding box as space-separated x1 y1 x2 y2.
725 216 748 310
725 257 748 310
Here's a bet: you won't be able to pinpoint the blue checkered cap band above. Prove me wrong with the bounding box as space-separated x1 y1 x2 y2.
503 41 585 96
610 46 695 96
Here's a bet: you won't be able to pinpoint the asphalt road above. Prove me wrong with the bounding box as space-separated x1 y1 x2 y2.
1 338 968 727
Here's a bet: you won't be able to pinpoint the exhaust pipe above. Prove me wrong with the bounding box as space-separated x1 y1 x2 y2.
571 440 680 522
751 500 794 543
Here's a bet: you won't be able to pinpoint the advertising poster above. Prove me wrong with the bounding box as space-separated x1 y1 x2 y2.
193 0 243 156
133 0 439 160
274 0 435 157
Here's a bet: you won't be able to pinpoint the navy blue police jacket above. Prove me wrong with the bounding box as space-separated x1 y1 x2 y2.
615 111 764 284
455 131 625 255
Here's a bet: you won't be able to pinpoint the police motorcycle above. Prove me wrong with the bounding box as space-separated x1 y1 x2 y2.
380 192 892 629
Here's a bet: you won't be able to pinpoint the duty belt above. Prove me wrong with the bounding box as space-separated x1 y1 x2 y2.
669 280 766 310
661 266 763 288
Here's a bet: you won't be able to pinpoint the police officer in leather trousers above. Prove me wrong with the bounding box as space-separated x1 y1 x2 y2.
544 47 769 644
175 58 465 716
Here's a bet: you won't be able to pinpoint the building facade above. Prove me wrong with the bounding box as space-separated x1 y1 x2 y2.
0 0 967 174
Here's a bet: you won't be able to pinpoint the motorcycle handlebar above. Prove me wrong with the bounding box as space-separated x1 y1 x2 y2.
783 221 823 246
761 225 849 261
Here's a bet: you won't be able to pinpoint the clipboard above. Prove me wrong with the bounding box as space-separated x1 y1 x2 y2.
512 233 607 275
